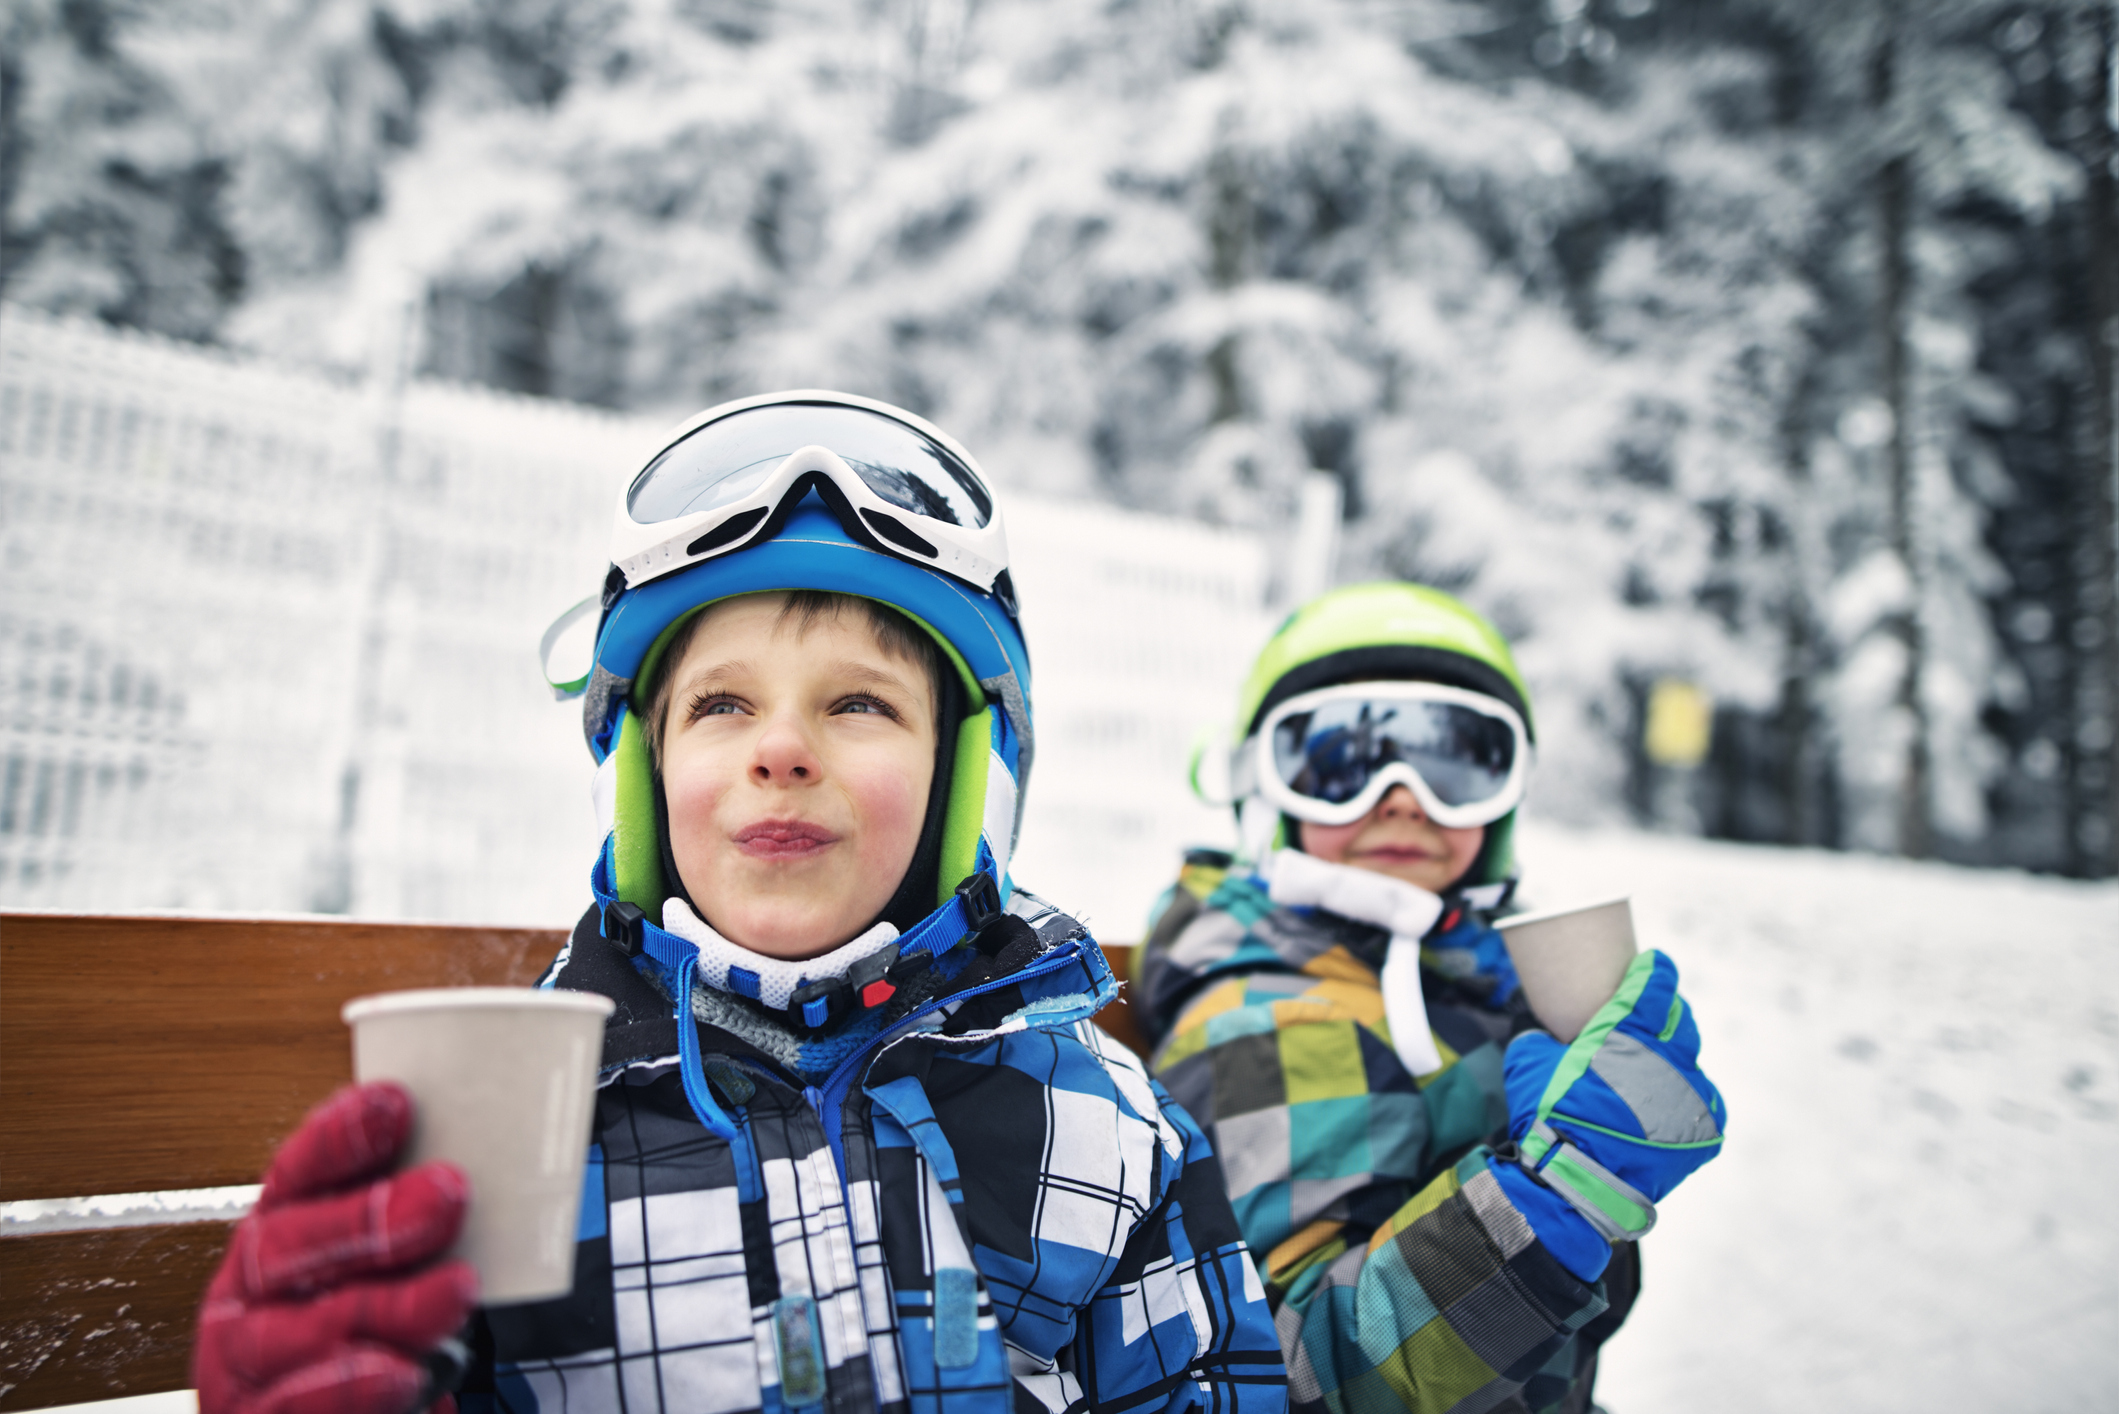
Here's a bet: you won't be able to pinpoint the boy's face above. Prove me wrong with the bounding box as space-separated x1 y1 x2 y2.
658 594 937 960
1297 784 1485 895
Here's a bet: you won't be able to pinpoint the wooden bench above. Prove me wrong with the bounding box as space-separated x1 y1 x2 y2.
0 912 1147 1412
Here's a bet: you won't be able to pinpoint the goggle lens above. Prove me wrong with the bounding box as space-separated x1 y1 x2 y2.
627 402 994 529
1271 698 1518 810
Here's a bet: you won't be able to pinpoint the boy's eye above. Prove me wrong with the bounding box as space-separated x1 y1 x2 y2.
834 694 900 720
688 693 747 720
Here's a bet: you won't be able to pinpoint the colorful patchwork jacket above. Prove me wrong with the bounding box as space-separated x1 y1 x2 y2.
1133 868 1640 1414
457 887 1288 1414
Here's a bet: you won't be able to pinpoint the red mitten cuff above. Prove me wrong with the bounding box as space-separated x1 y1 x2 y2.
223 1346 425 1414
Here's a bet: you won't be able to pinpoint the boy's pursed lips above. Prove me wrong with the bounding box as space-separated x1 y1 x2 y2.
1353 841 1439 863
732 818 841 858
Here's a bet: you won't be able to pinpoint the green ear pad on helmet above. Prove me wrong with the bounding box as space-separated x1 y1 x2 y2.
610 605 706 921
1477 812 1519 886
611 707 669 917
939 710 993 895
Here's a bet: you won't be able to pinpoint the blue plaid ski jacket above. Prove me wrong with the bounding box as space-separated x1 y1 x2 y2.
457 888 1287 1414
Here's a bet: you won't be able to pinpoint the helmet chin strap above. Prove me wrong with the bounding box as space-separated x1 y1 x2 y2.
1238 796 1282 862
652 772 697 917
1262 848 1446 1079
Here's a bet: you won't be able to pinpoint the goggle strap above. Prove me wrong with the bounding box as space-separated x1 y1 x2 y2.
540 593 600 700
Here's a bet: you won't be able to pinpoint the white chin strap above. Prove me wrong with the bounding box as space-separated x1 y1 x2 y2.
1264 848 1446 1079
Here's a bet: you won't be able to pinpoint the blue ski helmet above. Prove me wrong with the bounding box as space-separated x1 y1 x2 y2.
550 391 1032 924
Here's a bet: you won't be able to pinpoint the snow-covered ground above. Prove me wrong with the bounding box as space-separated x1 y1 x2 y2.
1510 823 2119 1414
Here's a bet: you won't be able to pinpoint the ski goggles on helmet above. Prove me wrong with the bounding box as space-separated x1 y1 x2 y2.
1236 680 1533 830
609 391 1013 602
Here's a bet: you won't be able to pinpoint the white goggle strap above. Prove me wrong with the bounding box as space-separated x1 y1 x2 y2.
979 707 1019 886
540 594 600 700
591 749 619 841
1237 795 1283 864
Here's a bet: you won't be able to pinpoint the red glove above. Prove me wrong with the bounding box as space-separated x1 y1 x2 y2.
194 1082 480 1414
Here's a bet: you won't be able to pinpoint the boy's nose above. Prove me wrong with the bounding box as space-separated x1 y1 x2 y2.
749 712 821 782
1376 784 1425 820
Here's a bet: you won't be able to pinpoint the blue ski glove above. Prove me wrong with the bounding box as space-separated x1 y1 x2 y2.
1490 949 1725 1281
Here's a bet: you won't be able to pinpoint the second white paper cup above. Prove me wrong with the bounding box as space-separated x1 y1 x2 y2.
1495 897 1638 1043
342 987 614 1305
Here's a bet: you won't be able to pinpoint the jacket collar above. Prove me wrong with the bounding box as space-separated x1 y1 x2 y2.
543 887 1115 1079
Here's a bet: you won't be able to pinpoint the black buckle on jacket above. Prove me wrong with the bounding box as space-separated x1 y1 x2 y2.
883 947 936 991
787 943 904 1031
788 975 853 1032
601 901 647 958
846 943 901 1002
954 872 1003 934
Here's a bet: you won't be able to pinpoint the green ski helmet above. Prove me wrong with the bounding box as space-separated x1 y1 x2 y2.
1229 581 1534 887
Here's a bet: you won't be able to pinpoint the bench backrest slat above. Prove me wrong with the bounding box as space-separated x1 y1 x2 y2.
0 913 563 1203
1 1222 235 1411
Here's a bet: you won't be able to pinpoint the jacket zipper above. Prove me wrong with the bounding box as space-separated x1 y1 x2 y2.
800 941 1096 1198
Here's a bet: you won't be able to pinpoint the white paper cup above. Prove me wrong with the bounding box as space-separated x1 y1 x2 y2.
342 987 615 1305
1495 897 1638 1043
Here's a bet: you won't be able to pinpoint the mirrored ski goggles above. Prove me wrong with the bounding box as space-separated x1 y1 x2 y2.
1237 681 1533 830
610 394 1011 596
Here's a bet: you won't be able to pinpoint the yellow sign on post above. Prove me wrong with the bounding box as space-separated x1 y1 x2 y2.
1645 678 1714 768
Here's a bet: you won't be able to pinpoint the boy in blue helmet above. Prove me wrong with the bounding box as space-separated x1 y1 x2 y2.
1133 583 1725 1414
191 393 1287 1414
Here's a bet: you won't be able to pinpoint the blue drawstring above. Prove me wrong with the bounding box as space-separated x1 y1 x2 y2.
589 844 739 1140
638 926 742 1140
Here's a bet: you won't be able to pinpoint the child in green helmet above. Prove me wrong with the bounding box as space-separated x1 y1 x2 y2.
1134 582 1726 1414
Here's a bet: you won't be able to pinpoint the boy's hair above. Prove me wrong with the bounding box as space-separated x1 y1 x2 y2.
640 591 946 765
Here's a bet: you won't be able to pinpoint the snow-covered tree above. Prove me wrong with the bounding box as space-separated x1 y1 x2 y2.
1 0 244 338
7 0 2109 872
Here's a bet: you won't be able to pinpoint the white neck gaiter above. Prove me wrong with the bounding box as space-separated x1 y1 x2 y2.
1263 848 1446 1078
661 898 900 1010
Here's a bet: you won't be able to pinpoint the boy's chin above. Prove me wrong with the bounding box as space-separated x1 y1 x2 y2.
707 897 880 961
1343 855 1459 895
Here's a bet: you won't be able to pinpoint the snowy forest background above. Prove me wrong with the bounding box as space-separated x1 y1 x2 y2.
5 0 2117 878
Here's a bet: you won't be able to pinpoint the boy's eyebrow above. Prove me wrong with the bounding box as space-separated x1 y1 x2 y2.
825 659 922 695
670 658 756 695
675 657 922 696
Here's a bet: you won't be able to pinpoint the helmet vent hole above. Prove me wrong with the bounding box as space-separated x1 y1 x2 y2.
688 507 769 556
859 508 939 558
